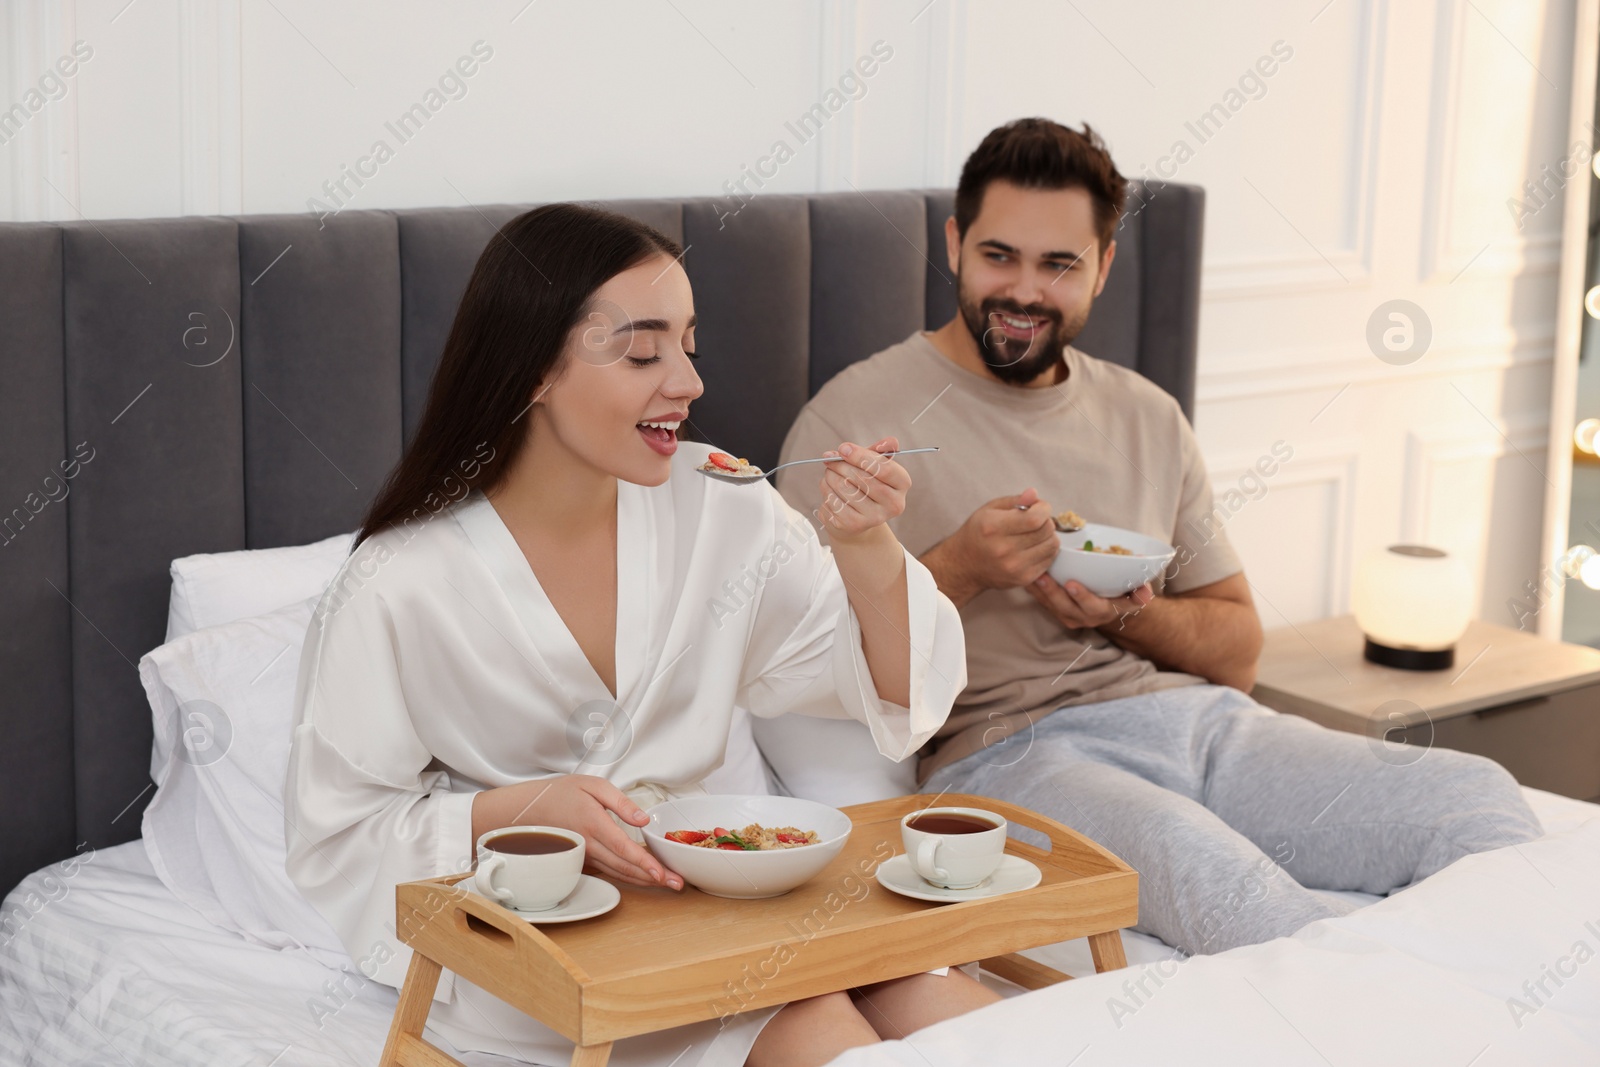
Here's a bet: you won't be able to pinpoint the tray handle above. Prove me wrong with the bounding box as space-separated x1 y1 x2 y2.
456 901 519 953
403 874 528 966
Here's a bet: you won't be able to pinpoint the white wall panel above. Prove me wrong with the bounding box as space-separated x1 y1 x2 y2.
1209 443 1359 625
1404 419 1552 624
1422 0 1574 283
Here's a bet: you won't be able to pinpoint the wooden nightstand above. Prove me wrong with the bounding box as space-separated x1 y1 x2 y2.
1251 616 1600 802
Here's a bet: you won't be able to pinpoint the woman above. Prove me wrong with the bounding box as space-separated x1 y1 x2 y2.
283 203 999 1067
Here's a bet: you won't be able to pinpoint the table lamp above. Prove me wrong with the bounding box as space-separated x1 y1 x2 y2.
1351 545 1473 670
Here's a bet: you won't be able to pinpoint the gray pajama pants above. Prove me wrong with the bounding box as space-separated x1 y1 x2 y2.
922 684 1543 955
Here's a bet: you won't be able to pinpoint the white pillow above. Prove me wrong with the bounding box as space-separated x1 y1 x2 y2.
165 531 355 642
140 594 351 967
750 714 915 808
153 531 354 784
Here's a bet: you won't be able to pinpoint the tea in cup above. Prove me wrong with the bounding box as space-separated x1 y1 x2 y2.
474 826 585 911
900 807 1006 889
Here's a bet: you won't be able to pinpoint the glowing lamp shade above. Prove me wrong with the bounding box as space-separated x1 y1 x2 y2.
1351 545 1474 670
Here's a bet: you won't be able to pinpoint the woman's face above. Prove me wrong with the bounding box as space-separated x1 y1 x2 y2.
535 253 703 487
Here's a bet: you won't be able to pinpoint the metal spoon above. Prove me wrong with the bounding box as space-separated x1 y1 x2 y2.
1006 502 1086 531
697 446 941 484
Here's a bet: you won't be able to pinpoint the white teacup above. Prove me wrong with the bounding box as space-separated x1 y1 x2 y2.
474 826 585 912
901 806 1007 889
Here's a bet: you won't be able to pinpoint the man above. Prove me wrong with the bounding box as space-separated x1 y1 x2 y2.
777 117 1540 955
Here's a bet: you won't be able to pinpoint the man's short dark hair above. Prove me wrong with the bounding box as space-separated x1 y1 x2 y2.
954 118 1129 255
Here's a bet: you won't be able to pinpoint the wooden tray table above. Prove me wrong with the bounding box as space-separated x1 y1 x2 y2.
378 793 1138 1067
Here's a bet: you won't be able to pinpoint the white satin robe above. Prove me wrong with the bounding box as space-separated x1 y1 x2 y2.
282 442 965 1067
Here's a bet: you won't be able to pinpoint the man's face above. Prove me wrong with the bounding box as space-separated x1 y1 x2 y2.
946 181 1115 384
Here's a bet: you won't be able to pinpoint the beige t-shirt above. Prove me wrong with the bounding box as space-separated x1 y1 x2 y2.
777 331 1243 782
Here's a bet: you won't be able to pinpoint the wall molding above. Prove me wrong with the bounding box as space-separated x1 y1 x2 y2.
919 0 966 188
813 1 858 193
6 2 80 222
1195 327 1556 404
1401 417 1550 545
1201 249 1372 299
1207 440 1361 618
1200 0 1385 299
177 0 243 216
813 1 965 194
1419 0 1568 284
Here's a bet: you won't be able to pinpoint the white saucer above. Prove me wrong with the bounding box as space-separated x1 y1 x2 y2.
475 874 621 923
875 854 1042 903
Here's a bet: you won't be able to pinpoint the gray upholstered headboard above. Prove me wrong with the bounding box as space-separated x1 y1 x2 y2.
0 181 1203 897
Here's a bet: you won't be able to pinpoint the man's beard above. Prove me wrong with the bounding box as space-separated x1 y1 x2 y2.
958 281 1091 385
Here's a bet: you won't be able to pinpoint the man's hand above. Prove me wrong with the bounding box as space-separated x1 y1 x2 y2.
1028 573 1153 631
919 488 1059 608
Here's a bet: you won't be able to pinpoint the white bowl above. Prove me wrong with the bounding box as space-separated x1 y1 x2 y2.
642 794 851 899
1047 523 1176 598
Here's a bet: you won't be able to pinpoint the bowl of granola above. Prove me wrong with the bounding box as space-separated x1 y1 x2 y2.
642 794 851 899
1047 521 1176 598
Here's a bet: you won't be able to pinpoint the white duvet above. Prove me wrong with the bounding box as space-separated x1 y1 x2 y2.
2 789 1596 1067
841 787 1600 1067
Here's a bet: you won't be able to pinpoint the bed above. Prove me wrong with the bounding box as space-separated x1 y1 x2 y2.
3 790 1596 1066
0 184 1202 899
6 185 1596 1066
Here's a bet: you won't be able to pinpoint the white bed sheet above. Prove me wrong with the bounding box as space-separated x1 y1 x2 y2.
1 788 1593 1067
839 787 1600 1067
0 837 521 1067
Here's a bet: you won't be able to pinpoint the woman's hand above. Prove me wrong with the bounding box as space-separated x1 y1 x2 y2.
816 436 910 545
470 774 683 890
814 436 915 706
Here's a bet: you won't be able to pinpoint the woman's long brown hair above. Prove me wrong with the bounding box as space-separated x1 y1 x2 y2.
354 203 682 547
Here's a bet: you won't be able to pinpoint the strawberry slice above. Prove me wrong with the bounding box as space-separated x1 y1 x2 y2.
665 830 709 845
707 452 740 472
775 833 810 845
716 842 746 850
